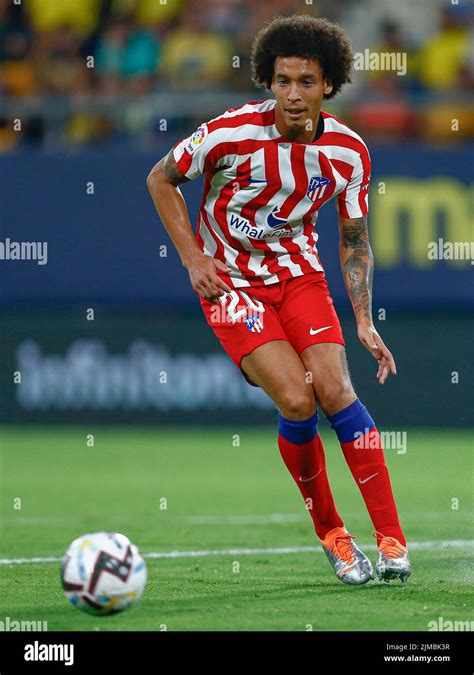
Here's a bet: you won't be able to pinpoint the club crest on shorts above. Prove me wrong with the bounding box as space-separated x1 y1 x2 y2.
244 314 264 333
307 176 331 202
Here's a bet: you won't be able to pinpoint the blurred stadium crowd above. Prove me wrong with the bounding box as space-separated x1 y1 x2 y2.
0 0 472 150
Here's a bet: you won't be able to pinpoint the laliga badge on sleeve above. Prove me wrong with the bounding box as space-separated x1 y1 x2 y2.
185 123 208 155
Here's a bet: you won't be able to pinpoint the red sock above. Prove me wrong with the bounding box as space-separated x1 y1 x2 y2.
277 432 344 540
340 428 406 546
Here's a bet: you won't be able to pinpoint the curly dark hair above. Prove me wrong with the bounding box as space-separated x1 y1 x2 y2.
250 15 354 99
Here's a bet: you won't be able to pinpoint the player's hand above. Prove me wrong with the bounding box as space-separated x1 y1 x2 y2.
357 323 397 384
186 254 232 303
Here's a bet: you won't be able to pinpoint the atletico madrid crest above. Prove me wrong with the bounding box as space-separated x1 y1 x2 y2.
244 313 264 333
307 176 331 202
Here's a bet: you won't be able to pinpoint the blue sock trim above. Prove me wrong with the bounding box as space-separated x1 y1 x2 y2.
326 399 375 443
278 410 319 445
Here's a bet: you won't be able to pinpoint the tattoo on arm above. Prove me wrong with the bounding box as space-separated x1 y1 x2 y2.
162 151 190 186
339 216 374 323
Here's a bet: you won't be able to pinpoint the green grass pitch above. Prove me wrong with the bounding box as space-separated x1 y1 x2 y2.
0 426 472 631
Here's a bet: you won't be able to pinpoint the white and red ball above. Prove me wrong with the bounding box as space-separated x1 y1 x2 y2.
61 532 147 615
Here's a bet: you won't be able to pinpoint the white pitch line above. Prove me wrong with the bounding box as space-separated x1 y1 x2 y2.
0 540 472 566
2 512 470 526
187 514 305 524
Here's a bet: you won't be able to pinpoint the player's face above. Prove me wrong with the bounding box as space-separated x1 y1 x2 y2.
271 57 333 141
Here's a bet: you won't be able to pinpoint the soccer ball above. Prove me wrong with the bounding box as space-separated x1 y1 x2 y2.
61 531 147 615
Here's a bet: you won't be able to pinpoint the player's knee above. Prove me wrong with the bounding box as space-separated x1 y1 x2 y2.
317 380 355 413
278 391 316 421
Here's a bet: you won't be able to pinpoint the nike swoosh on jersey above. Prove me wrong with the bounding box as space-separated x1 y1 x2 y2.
309 325 333 335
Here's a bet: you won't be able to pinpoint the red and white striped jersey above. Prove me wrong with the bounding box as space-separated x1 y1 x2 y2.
172 98 371 288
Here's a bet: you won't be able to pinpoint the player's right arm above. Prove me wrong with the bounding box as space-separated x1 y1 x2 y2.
146 150 231 303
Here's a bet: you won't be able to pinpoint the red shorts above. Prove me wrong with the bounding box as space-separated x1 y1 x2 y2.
199 272 345 387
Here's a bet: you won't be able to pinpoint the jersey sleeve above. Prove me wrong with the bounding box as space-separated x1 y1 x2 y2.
172 120 228 180
336 143 371 219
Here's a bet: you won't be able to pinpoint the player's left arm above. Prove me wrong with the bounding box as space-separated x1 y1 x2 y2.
338 214 397 384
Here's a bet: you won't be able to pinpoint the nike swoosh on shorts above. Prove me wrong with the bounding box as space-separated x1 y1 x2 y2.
309 325 333 336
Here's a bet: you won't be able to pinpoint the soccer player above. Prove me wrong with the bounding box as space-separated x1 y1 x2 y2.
147 15 411 584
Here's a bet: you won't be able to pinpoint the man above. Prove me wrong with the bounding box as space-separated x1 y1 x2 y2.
147 15 411 585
